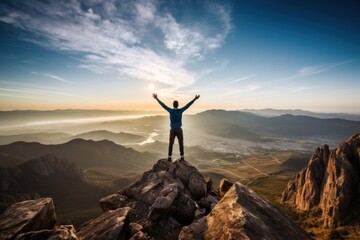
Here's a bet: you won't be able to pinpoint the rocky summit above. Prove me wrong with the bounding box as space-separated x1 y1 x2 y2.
282 132 360 227
0 158 309 240
0 198 56 239
179 182 309 240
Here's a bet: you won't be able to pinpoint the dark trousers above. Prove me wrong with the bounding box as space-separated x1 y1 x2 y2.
168 128 184 157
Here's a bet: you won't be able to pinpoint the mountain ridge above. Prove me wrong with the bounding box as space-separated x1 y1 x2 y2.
0 138 159 169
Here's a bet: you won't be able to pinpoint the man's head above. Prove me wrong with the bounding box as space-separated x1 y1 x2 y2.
173 100 179 108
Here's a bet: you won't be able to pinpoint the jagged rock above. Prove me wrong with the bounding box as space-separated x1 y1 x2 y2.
14 225 78 240
77 207 131 240
219 178 233 197
147 183 180 221
117 159 205 228
0 198 56 239
128 222 143 237
171 192 196 225
179 182 309 240
129 231 147 240
99 194 128 212
120 159 206 204
282 133 360 227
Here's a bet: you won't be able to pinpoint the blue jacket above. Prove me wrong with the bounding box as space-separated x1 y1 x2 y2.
157 99 195 129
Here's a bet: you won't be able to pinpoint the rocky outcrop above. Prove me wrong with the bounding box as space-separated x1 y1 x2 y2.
99 193 128 211
282 133 360 227
0 198 56 239
117 159 206 227
120 159 207 203
77 207 131 240
14 225 78 240
179 182 309 240
0 156 310 240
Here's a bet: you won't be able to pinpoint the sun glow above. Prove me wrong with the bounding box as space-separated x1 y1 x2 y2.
148 84 155 91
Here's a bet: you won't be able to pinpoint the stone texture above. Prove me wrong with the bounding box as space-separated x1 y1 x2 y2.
99 194 128 212
77 207 131 240
0 198 56 239
282 133 360 227
128 222 143 237
179 182 309 240
120 159 206 204
116 159 206 228
129 231 147 240
14 225 78 240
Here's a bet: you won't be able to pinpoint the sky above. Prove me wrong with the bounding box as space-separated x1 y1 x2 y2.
0 0 359 113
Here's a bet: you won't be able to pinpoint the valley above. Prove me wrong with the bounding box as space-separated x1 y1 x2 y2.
0 109 359 237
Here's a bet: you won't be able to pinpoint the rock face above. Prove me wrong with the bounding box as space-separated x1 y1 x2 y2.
0 156 310 240
179 182 309 240
14 225 78 240
282 133 360 227
120 159 207 203
77 207 131 240
0 198 56 239
118 159 206 227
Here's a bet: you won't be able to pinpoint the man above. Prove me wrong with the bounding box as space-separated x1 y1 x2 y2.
153 93 200 161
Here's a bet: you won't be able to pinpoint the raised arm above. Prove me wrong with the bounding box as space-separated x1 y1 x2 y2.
153 93 171 112
181 94 200 112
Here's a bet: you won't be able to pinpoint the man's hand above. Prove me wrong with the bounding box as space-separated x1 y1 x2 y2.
152 93 158 100
194 94 200 100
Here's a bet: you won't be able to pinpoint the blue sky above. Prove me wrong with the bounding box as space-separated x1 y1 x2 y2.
0 0 359 113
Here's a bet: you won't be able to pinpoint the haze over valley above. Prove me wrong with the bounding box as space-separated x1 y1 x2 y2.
1 109 359 229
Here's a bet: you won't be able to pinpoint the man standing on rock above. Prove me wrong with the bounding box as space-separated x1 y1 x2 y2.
153 93 200 162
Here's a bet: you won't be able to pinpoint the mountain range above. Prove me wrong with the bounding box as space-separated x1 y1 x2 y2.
0 138 158 170
189 110 360 140
243 108 360 121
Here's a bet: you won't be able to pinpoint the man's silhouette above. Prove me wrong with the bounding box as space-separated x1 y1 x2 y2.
153 93 200 161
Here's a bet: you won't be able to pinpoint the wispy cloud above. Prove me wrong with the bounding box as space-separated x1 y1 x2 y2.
31 72 77 85
0 86 84 99
264 60 354 85
297 61 350 77
0 0 232 93
216 83 262 97
228 75 255 83
0 93 38 100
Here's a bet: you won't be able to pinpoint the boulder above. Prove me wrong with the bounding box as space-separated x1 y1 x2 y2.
99 194 128 212
77 207 131 240
171 192 196 225
179 182 309 240
282 133 360 227
0 198 56 239
120 159 206 204
119 159 204 228
14 225 78 240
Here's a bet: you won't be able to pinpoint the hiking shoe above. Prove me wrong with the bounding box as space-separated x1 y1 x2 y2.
180 156 185 161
